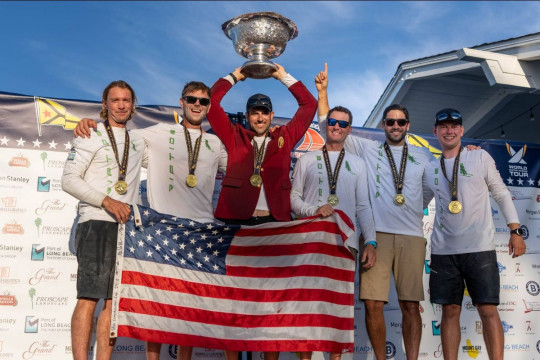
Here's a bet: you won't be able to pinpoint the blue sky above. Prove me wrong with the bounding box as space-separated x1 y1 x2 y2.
2 1 540 125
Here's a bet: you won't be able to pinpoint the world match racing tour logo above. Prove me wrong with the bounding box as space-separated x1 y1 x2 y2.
505 143 537 187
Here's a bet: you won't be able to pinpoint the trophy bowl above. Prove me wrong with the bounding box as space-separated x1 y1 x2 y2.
222 12 298 79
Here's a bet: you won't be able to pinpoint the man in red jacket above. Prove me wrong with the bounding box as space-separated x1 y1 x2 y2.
206 64 317 360
207 63 317 226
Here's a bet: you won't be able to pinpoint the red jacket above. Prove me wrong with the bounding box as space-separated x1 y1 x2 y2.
207 78 317 221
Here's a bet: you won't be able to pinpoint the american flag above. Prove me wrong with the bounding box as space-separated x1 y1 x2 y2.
111 205 356 353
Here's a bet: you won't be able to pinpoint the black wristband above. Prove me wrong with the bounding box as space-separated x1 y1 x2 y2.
229 72 238 84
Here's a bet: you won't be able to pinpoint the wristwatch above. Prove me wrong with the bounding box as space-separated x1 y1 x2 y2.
510 228 524 236
365 240 378 249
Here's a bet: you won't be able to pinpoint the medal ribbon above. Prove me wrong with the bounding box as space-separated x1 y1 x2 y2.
104 120 130 182
182 122 202 177
440 148 462 203
322 145 345 196
252 135 268 177
384 142 408 197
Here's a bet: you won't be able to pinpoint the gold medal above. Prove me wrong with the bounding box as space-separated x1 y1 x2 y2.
278 136 284 149
186 174 197 188
448 200 462 214
327 194 339 206
250 174 263 187
114 180 128 195
394 194 405 206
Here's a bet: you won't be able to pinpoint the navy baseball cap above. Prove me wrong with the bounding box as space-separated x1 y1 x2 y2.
435 108 462 125
246 93 272 112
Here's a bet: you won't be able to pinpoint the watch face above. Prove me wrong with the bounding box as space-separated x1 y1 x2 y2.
512 228 524 236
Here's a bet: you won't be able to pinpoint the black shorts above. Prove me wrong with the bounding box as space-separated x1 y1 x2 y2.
75 220 118 299
429 250 499 306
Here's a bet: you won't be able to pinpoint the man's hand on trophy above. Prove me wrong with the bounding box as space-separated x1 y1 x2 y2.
233 67 246 82
271 63 287 80
315 62 328 92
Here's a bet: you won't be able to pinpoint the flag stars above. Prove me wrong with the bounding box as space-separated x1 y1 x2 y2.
149 221 155 226
195 228 201 232
177 223 183 228
179 243 186 250
180 258 186 265
528 179 535 186
155 229 162 236
217 237 224 243
16 137 26 146
129 230 136 237
172 234 179 240
33 139 42 148
164 255 170 261
160 219 167 223
517 179 524 186
196 262 202 268
138 240 144 247
171 249 178 255
146 250 153 257
200 234 207 240
207 242 213 249
196 246 203 253
187 252 194 259
163 239 169 246
190 238 196 245
183 230 189 236
212 230 219 235
0 136 9 145
207 224 214 230
64 141 72 150
204 255 210 262
143 210 150 216
224 227 230 231
146 234 153 241
166 226 172 232
213 250 219 256
48 140 57 149
213 264 219 271
506 177 514 185
129 246 135 253
154 244 161 251
189 221 195 226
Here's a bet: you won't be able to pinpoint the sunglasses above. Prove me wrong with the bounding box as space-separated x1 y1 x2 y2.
384 118 408 127
327 118 350 128
436 111 462 122
183 96 210 106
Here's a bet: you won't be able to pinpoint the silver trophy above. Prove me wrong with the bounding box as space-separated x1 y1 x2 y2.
222 12 298 79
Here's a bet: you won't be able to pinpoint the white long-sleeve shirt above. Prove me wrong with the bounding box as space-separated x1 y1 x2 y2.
133 123 228 223
290 150 376 250
425 149 519 254
319 116 434 237
61 123 146 223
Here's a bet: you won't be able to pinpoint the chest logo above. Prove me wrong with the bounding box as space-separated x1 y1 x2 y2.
278 136 284 149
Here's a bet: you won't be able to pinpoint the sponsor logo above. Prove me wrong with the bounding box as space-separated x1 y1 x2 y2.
355 345 374 354
0 175 30 185
525 320 534 335
504 343 530 351
8 153 31 168
475 321 483 334
537 340 540 354
500 284 519 292
537 194 540 203
433 343 443 358
25 316 39 333
532 263 540 273
462 339 481 357
34 199 66 215
0 197 26 213
168 345 178 359
522 299 540 313
31 245 45 261
464 301 476 311
2 220 24 235
497 262 506 274
501 321 513 334
40 246 75 261
27 288 68 307
112 344 147 353
0 267 20 284
45 159 66 169
0 292 17 306
432 321 441 335
0 244 23 260
509 189 532 201
22 340 57 359
38 318 70 332
520 225 529 240
37 177 50 192
0 317 16 329
424 260 431 274
526 281 540 296
385 341 396 359
28 268 61 285
498 300 516 312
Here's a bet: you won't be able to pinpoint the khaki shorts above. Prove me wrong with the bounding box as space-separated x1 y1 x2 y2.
360 232 426 302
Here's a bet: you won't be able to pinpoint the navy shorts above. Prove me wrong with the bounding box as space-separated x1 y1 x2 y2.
429 250 499 306
75 220 118 299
